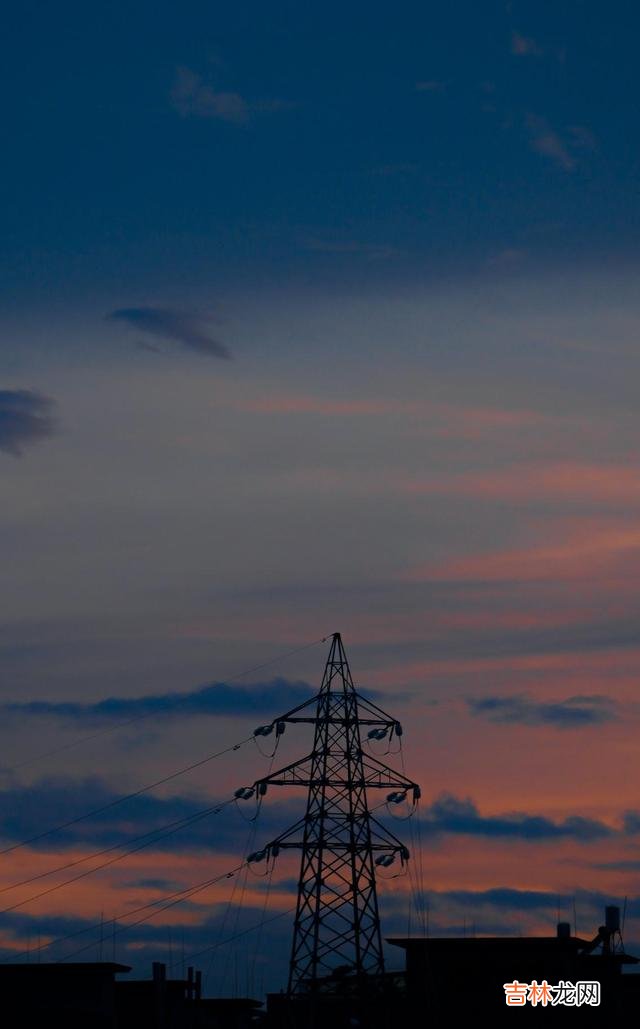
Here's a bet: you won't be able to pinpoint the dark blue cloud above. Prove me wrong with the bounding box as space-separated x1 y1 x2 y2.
620 811 640 835
420 793 613 842
1 677 315 726
120 877 183 891
0 775 301 852
0 777 618 854
0 390 55 456
3 887 635 991
436 886 569 912
0 898 294 989
466 694 618 729
107 308 231 359
382 887 640 942
592 860 640 872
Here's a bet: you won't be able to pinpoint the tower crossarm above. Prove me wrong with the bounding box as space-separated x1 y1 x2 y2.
368 814 412 855
360 752 420 794
250 687 404 733
352 689 404 725
250 815 411 862
278 716 398 726
252 753 316 789
253 751 419 794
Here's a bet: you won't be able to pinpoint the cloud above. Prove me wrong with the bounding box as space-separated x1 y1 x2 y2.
0 677 316 726
107 307 231 359
592 859 640 871
568 125 597 151
120 876 183 891
0 775 299 851
415 80 446 92
0 897 295 985
370 163 418 177
0 776 210 850
402 888 639 941
526 115 575 170
487 247 527 269
0 390 56 456
240 394 408 417
390 887 640 942
440 886 567 911
621 811 640 835
487 464 640 503
511 32 543 57
171 66 249 122
466 694 619 729
408 520 640 586
401 462 640 505
170 66 289 123
0 778 617 855
421 793 613 841
525 116 595 171
303 238 401 261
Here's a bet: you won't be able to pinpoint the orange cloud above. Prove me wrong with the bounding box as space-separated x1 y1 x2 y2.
232 391 565 439
404 463 640 505
363 647 640 704
241 395 410 416
403 519 640 585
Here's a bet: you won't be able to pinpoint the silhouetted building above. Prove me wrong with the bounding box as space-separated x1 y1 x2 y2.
197 997 265 1029
388 908 640 1024
266 972 404 1029
116 961 264 1029
0 959 263 1029
265 908 640 1027
0 961 130 1028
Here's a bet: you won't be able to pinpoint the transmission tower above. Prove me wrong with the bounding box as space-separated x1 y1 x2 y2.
245 632 420 995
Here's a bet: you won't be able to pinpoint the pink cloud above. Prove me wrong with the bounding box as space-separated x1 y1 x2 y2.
406 520 640 584
403 463 640 505
239 394 409 416
446 405 562 439
235 391 565 439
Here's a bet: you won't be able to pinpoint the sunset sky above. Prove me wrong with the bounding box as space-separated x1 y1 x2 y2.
3 0 640 994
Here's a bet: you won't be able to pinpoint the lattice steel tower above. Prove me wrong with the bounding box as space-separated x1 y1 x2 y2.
247 633 420 994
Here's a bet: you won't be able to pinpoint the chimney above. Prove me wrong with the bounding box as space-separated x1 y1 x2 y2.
605 906 620 933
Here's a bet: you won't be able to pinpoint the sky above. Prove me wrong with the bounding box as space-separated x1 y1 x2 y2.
2 0 640 995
